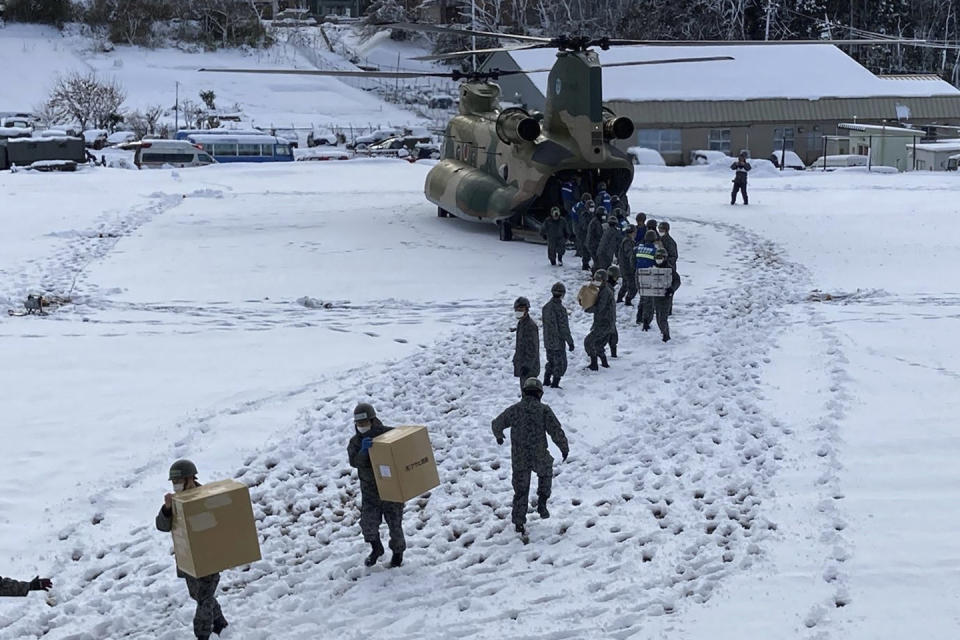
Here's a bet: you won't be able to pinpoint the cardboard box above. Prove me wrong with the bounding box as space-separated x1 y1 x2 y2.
369 426 440 502
637 267 673 297
171 479 262 578
577 283 599 310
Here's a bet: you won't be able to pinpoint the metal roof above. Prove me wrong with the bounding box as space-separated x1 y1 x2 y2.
839 122 925 135
606 96 960 127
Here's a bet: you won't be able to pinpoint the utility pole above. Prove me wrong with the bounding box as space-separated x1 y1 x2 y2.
764 0 772 41
175 81 180 132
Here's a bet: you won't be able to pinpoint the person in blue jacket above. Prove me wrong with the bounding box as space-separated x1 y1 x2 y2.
594 181 612 214
634 230 658 327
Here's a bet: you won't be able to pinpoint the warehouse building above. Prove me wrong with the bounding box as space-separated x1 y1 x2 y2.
483 44 960 167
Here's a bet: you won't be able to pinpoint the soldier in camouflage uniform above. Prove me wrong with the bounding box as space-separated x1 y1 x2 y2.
347 403 406 568
492 378 570 535
541 282 575 388
652 249 680 342
583 268 615 371
586 208 605 272
156 459 229 640
512 296 541 390
658 221 679 316
576 200 595 270
605 266 621 358
571 193 591 258
540 206 570 266
594 214 621 272
616 223 638 306
0 575 52 597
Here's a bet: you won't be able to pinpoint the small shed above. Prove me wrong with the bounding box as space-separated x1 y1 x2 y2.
838 122 926 171
907 140 960 171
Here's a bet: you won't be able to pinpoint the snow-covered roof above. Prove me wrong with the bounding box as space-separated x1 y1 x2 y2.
187 134 288 144
839 122 926 135
501 44 960 102
912 140 960 152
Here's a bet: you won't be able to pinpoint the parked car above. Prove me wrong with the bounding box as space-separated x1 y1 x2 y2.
627 146 666 166
83 129 109 149
107 131 137 146
690 149 733 165
806 154 868 170
350 128 400 150
769 150 805 170
124 140 216 169
307 128 337 146
428 94 455 109
272 128 300 148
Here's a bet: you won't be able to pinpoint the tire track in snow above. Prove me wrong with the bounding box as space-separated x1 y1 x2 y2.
4 218 830 640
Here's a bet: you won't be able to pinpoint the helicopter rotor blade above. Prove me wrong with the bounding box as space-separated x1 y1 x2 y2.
198 67 457 79
413 43 550 62
511 56 736 75
604 38 928 46
385 22 551 44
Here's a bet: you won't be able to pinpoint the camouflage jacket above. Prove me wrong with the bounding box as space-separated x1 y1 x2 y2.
492 396 569 470
587 218 604 257
661 234 678 268
0 576 31 597
541 297 574 351
540 217 568 244
597 226 620 264
618 236 637 275
513 314 541 378
585 282 616 333
348 419 393 498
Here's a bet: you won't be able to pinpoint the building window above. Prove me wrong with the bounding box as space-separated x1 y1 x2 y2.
708 128 731 153
774 127 795 151
636 129 682 154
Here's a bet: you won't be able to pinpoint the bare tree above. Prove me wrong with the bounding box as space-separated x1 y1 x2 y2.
43 72 126 131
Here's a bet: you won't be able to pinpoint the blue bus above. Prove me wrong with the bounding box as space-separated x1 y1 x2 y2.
186 134 294 163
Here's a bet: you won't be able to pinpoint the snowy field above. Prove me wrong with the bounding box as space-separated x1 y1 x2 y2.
1 160 959 639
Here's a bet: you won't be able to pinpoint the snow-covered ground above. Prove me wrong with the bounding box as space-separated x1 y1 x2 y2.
1 160 959 639
0 23 424 130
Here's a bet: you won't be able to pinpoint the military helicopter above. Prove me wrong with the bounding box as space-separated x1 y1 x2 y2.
202 26 925 240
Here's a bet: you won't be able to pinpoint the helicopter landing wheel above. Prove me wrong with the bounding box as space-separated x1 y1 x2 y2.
497 220 513 242
438 207 450 218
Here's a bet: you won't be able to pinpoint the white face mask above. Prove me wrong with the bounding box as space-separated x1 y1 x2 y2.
172 481 186 493
357 425 371 434
515 311 526 319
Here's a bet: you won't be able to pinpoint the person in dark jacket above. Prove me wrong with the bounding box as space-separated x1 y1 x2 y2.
156 459 229 640
594 215 620 272
512 296 540 390
584 269 615 371
645 218 660 242
635 230 658 328
492 378 569 536
657 220 679 315
652 249 681 342
572 193 591 258
586 209 605 271
616 223 638 306
347 403 406 567
540 206 569 266
605 266 621 358
577 201 595 270
731 152 751 204
541 282 575 388
634 212 647 243
0 575 52 597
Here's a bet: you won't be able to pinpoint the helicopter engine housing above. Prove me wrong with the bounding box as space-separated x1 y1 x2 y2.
495 108 541 145
603 114 635 141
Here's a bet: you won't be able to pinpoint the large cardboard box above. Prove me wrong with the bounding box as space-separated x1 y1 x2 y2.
369 426 440 502
577 283 599 310
637 267 673 297
171 479 262 578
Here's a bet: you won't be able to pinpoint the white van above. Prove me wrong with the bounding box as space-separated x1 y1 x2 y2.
131 140 216 169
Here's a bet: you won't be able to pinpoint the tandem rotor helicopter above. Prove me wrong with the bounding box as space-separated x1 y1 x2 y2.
203 24 926 240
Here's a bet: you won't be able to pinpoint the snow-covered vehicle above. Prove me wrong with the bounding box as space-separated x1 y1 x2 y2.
350 128 400 150
627 146 666 166
307 128 337 147
770 149 805 170
123 140 216 169
427 94 455 109
273 129 300 149
83 129 109 149
690 149 733 165
806 154 868 170
107 131 137 146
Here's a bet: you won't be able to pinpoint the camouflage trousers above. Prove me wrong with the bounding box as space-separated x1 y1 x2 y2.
511 460 553 527
654 296 671 338
544 348 568 379
547 239 565 265
606 324 619 353
360 495 406 553
584 328 610 357
185 573 227 638
618 273 637 304
637 296 655 326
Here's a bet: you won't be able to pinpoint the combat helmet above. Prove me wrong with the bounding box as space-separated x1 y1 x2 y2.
608 265 621 282
514 296 530 311
551 282 566 296
522 378 544 396
168 459 198 482
354 402 377 422
593 269 607 283
550 206 561 217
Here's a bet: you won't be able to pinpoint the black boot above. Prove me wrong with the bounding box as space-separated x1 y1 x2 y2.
642 323 650 331
550 376 561 388
364 541 384 567
213 620 228 636
616 291 625 303
599 353 609 368
537 496 550 519
662 334 671 343
558 256 563 265
588 355 599 371
390 551 403 568
624 299 633 307
610 345 618 358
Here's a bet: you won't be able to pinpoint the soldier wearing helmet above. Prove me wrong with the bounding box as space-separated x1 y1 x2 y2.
541 282 575 388
652 248 681 342
156 459 229 639
617 223 638 307
347 402 406 568
576 199 595 270
492 377 570 538
586 208 605 272
594 213 621 272
511 296 541 392
540 206 570 267
605 266 621 358
584 268 615 371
